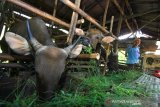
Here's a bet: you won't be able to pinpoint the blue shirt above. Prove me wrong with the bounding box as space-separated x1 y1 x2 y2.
126 44 140 64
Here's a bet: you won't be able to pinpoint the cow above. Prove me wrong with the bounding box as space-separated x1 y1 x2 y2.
4 17 83 100
85 29 115 59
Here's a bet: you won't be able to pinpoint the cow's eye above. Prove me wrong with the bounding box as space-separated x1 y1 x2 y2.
96 36 100 39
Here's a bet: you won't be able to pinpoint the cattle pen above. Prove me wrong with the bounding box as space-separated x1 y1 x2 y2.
0 0 160 106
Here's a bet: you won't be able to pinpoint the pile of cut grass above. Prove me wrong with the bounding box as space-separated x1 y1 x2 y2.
0 70 147 107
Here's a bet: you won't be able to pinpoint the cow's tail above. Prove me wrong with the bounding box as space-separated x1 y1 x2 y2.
26 20 43 51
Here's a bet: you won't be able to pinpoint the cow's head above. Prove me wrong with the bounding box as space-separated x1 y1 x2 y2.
5 20 82 100
86 29 115 50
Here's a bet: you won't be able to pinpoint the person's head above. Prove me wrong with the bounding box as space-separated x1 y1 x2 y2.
133 38 141 47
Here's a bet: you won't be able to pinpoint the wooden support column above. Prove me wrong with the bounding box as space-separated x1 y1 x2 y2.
110 16 114 32
102 0 110 28
67 0 81 44
60 0 118 40
113 15 122 53
112 0 133 32
6 0 70 28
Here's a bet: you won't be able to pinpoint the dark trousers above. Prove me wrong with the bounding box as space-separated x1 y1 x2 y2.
127 64 138 70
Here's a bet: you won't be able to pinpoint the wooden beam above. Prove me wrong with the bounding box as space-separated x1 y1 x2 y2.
67 0 81 44
102 0 110 28
6 0 70 28
77 53 100 60
0 63 26 69
125 0 138 29
130 1 159 4
139 14 160 30
60 0 118 40
0 53 32 61
111 0 133 32
139 19 158 26
104 9 160 24
60 0 107 33
143 26 160 32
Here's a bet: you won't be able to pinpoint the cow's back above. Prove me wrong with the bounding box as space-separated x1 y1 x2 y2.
1 17 55 54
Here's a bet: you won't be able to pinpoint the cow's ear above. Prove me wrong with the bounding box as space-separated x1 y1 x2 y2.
5 32 31 55
102 36 115 44
69 44 83 58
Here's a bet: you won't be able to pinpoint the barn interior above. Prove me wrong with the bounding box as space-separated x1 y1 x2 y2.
0 0 160 106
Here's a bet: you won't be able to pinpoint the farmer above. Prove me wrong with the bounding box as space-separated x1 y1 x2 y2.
125 38 141 69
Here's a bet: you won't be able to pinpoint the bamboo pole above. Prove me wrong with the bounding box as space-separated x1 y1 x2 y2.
67 0 81 44
110 16 114 32
6 0 70 28
102 0 110 28
77 53 100 60
60 0 118 40
52 0 58 17
51 0 58 25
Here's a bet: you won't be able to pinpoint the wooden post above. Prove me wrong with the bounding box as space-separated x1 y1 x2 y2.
67 0 81 44
110 16 114 33
112 3 123 71
6 0 70 28
113 15 122 53
51 0 58 25
60 0 118 40
102 0 110 28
